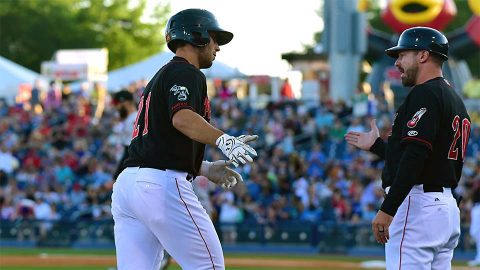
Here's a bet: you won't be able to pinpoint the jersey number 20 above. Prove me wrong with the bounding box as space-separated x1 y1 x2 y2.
448 115 471 161
132 92 151 140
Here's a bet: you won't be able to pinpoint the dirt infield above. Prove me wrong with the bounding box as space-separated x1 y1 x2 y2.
1 254 475 269
1 254 361 269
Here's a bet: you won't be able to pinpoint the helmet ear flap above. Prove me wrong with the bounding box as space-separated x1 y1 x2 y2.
190 30 211 47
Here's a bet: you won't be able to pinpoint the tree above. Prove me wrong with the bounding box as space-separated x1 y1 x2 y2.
0 0 170 72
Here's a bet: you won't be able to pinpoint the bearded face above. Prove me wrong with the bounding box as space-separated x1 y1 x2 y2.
395 51 420 87
197 34 219 69
401 63 419 87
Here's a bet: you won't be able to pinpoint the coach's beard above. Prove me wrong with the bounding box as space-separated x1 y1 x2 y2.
401 66 418 87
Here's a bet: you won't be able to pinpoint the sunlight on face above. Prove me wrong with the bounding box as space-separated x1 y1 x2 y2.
395 51 419 87
198 33 219 69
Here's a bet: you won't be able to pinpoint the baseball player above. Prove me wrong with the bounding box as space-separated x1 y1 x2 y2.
111 9 258 270
111 90 137 181
345 27 471 269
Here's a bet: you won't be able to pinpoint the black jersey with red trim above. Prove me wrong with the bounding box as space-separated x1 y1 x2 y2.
124 56 211 175
382 77 471 190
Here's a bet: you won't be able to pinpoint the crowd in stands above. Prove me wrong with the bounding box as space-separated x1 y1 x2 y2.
0 79 479 242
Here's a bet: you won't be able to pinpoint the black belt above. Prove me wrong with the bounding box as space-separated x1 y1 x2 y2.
139 166 195 182
422 185 445 193
385 185 446 196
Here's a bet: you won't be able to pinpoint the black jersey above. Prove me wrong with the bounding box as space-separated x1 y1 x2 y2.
383 77 471 190
124 57 211 175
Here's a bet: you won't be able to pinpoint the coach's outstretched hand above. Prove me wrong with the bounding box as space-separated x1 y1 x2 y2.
216 134 258 167
344 119 380 150
200 160 243 189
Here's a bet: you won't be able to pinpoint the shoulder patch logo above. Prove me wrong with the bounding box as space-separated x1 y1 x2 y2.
407 130 418 136
407 108 427 128
170 85 189 101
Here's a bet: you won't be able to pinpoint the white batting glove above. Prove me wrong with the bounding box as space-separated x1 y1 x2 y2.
215 134 258 167
237 134 259 144
200 160 243 189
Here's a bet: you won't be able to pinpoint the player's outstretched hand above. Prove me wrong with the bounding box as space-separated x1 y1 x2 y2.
216 134 258 167
200 160 243 189
344 119 380 150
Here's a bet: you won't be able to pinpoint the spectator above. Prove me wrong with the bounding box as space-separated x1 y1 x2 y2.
280 78 295 100
0 142 19 174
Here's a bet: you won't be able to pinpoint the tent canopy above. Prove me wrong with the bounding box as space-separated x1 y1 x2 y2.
107 51 244 90
0 56 42 100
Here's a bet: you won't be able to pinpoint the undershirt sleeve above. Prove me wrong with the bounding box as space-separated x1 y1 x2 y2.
380 143 430 216
369 137 386 160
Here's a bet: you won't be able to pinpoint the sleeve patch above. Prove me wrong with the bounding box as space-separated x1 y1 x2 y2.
407 107 427 128
170 85 190 101
407 130 418 136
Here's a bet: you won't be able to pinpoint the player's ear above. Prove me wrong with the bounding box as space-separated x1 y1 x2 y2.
418 50 429 64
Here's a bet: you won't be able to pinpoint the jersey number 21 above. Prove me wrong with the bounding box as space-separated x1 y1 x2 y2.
132 92 152 140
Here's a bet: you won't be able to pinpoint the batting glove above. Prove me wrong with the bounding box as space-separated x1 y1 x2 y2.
200 160 243 189
215 134 258 167
237 134 259 144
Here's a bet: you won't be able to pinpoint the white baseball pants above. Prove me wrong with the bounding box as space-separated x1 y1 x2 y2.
111 167 224 270
385 185 460 270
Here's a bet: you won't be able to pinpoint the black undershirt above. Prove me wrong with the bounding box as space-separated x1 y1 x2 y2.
369 138 430 216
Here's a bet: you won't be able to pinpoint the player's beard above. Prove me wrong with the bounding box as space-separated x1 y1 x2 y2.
401 64 418 87
198 47 214 69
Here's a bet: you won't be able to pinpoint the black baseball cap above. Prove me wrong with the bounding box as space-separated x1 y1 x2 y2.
112 90 134 105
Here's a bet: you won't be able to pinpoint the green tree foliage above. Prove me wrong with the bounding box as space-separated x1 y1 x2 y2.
0 0 170 72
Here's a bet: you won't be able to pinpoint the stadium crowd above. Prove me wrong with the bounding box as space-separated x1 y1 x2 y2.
0 79 478 242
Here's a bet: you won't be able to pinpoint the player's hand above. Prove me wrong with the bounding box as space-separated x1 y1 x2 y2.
372 210 393 244
216 134 257 167
237 134 259 144
200 160 243 189
344 119 380 150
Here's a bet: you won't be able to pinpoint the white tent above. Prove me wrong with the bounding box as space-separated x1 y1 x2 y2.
0 56 41 100
107 51 245 90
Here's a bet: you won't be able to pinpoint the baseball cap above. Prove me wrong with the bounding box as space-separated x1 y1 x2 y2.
112 90 134 105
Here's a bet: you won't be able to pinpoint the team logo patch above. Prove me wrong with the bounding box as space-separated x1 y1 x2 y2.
407 108 427 128
170 85 189 101
407 130 418 136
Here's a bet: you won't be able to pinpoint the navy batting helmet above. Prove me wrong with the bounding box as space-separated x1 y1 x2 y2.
385 27 449 61
165 9 233 53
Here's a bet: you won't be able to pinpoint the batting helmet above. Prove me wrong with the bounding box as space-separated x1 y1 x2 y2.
165 9 233 53
385 27 449 60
